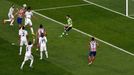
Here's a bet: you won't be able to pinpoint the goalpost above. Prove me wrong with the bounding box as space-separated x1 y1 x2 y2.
126 0 134 16
126 0 128 16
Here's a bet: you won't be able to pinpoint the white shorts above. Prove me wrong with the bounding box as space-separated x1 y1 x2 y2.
40 45 47 52
20 39 27 46
25 18 32 26
24 54 33 61
8 14 14 20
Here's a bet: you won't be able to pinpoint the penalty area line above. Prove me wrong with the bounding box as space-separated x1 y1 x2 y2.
33 11 134 56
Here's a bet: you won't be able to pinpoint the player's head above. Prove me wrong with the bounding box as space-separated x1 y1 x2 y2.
40 24 43 28
27 6 31 11
11 4 15 8
66 15 70 19
21 26 25 30
28 41 32 45
91 37 95 41
41 33 44 37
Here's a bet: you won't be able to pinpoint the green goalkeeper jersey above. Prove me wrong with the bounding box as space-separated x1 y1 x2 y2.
67 18 73 27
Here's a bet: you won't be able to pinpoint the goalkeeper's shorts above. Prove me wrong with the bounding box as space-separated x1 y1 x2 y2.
66 27 72 31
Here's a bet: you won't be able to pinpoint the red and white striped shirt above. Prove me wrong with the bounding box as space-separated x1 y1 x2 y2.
37 28 45 37
90 41 97 51
18 8 25 18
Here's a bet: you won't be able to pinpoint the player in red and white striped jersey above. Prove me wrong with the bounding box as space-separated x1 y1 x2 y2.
88 37 99 65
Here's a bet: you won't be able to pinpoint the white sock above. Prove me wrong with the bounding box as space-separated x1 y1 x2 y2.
30 27 34 34
19 47 22 55
5 19 11 22
40 51 43 59
20 61 25 69
45 51 48 58
62 32 65 35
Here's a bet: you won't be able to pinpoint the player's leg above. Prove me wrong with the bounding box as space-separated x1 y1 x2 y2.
29 55 34 68
88 56 92 65
19 40 23 55
44 45 48 58
65 27 72 35
60 26 68 37
29 20 35 35
4 14 11 23
40 46 43 60
88 52 93 65
24 40 28 46
20 56 28 69
91 52 96 63
36 37 39 51
10 15 14 26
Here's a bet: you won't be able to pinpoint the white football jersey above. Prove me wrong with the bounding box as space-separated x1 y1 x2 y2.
25 11 33 19
39 36 47 46
19 29 28 40
25 44 33 56
38 28 45 37
8 7 14 15
90 41 97 51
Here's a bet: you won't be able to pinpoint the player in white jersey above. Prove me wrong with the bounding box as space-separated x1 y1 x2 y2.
39 33 48 60
20 41 34 69
88 37 99 65
24 7 35 35
60 15 73 37
19 26 28 55
36 24 46 50
4 4 15 26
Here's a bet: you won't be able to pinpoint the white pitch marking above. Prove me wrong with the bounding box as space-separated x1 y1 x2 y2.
83 0 134 20
34 4 91 11
33 11 134 56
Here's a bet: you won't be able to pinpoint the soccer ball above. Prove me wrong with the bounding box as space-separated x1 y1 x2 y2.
23 4 27 8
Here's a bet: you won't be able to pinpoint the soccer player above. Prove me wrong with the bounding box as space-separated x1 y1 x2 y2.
3 4 15 26
20 41 34 69
36 24 46 50
88 37 99 65
24 6 35 35
60 15 73 37
39 33 48 60
15 4 27 28
19 26 28 55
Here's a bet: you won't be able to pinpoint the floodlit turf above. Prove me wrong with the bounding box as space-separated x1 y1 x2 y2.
0 0 134 75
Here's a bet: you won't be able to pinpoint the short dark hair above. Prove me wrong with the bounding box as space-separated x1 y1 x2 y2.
91 37 95 41
41 33 44 37
28 41 32 45
27 6 31 10
22 26 25 30
66 15 70 17
12 4 15 8
40 24 43 28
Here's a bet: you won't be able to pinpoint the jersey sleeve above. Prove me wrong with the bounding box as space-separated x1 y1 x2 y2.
45 37 47 43
39 37 41 44
31 12 33 16
26 31 28 35
19 30 21 35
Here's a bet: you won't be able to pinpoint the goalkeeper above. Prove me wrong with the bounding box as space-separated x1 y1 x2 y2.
60 15 73 37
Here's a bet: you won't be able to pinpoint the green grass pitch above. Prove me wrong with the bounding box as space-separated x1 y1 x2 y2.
0 0 134 75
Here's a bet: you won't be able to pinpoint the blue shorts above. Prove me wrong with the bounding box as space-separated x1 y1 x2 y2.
17 17 22 25
89 51 96 57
